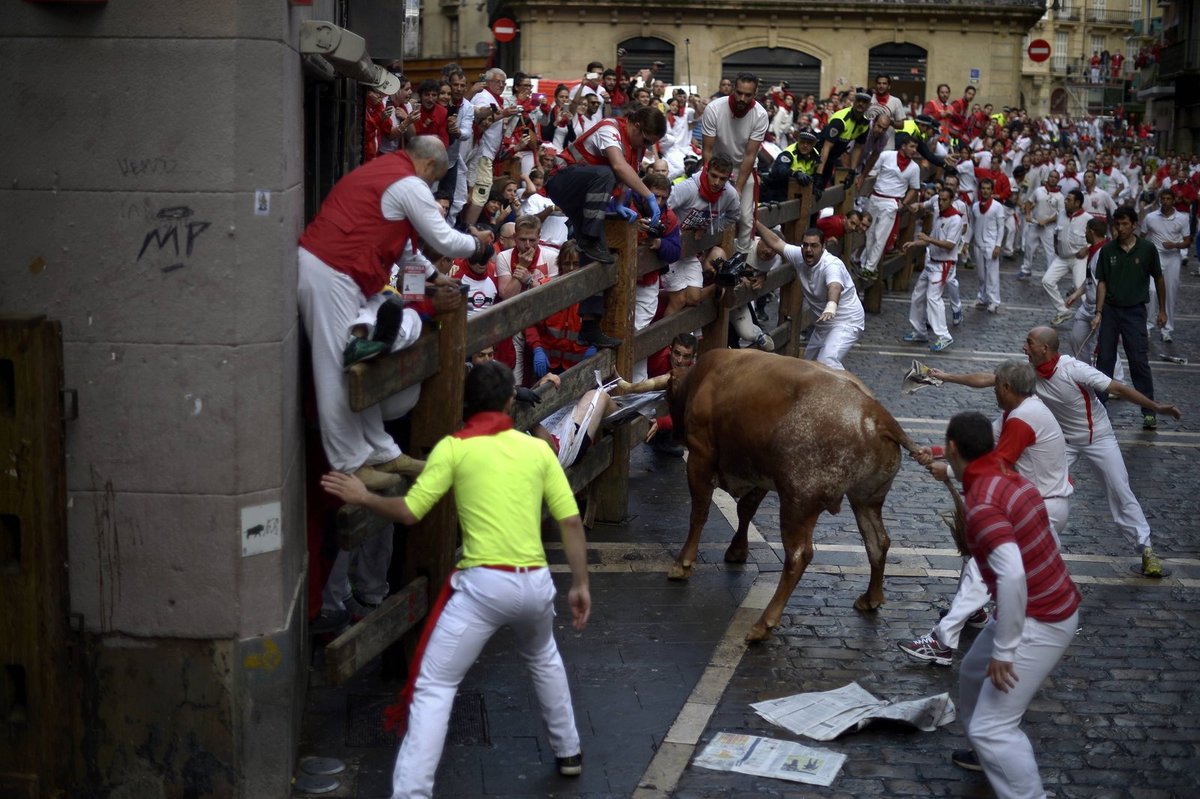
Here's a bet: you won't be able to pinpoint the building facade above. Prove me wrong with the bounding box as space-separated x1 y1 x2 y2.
1137 0 1200 152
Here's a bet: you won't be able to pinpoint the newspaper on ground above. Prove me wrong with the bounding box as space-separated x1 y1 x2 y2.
693 731 846 787
902 358 944 395
751 682 956 742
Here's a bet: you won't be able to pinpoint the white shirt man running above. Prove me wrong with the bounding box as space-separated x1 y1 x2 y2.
756 222 865 370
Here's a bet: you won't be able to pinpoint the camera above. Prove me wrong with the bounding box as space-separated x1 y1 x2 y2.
644 220 666 237
712 251 754 288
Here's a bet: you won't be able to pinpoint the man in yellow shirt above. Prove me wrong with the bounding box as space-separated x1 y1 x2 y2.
322 360 591 798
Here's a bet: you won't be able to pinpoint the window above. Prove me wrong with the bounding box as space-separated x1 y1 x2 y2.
1054 32 1068 70
1130 0 1142 25
1093 0 1106 21
1091 35 1106 55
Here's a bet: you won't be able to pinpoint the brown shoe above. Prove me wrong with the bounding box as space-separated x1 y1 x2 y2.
353 465 404 493
375 453 426 478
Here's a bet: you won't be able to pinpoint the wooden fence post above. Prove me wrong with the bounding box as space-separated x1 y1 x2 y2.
604 219 639 380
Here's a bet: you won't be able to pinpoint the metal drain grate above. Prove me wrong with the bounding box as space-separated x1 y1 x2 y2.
446 690 490 746
343 691 490 748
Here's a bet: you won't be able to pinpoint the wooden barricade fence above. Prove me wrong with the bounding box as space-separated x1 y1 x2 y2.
323 170 927 681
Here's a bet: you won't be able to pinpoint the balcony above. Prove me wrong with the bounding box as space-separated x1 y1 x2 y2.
1158 40 1193 79
1089 8 1134 26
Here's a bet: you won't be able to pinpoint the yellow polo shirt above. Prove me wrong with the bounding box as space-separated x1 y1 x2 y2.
405 429 579 568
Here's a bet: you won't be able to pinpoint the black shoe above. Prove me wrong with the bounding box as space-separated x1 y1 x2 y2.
310 609 350 636
556 753 582 777
371 297 405 348
578 237 614 265
578 319 622 349
951 749 983 772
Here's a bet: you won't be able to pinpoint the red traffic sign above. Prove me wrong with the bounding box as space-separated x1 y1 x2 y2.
1028 39 1052 63
492 18 517 42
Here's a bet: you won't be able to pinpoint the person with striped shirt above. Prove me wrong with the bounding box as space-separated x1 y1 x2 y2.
940 411 1081 797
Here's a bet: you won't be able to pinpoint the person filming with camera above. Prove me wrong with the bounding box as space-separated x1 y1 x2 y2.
755 221 865 370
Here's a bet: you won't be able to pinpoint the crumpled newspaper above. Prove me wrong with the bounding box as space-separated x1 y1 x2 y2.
902 359 943 395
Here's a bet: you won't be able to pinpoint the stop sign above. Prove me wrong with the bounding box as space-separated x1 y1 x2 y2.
1028 39 1052 63
492 18 517 43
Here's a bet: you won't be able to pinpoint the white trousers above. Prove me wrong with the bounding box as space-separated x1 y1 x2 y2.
1041 256 1087 314
1067 436 1152 549
631 282 660 383
959 611 1078 799
1149 257 1180 335
297 249 401 472
1002 206 1019 257
935 497 1068 650
735 173 757 254
804 322 861 370
909 263 955 340
392 567 580 799
972 245 1002 306
862 195 901 273
730 304 766 344
1021 224 1055 276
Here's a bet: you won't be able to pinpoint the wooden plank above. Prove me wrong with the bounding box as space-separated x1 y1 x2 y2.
592 421 634 522
347 331 439 413
679 228 725 259
465 262 614 354
335 478 409 550
565 436 614 495
636 244 665 280
632 303 714 362
755 199 803 230
605 219 638 381
325 576 429 685
510 349 616 432
813 184 845 213
0 316 76 794
720 259 796 308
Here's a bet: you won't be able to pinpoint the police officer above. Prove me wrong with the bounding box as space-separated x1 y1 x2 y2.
815 91 872 189
762 127 820 202
898 114 953 169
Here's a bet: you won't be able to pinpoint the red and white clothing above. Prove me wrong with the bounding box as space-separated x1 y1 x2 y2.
863 150 921 273
1034 354 1153 550
1021 185 1064 276
1141 207 1189 336
460 270 499 316
957 455 1080 799
1043 209 1092 314
494 245 559 287
970 197 1006 307
661 107 697 177
701 96 769 253
909 207 963 341
780 246 864 370
1082 187 1117 220
663 171 740 292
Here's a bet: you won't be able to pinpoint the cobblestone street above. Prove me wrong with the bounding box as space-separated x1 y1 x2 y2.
301 256 1200 798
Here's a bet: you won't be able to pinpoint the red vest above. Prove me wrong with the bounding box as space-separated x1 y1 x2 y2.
562 117 642 173
299 152 420 295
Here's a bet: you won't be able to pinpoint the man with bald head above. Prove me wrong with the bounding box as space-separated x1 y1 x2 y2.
930 326 1182 577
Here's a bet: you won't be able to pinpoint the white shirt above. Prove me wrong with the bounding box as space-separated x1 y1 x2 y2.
461 272 498 316
871 150 921 199
1034 354 1114 445
661 107 696 155
1082 188 1117 219
520 193 569 246
1055 210 1091 259
494 245 559 282
380 176 478 258
1028 186 1065 227
781 246 866 330
1141 208 1189 265
701 99 769 174
995 395 1073 501
668 174 741 235
472 91 507 160
926 210 964 263
969 199 1006 249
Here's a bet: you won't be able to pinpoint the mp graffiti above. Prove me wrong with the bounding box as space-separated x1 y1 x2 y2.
137 206 211 272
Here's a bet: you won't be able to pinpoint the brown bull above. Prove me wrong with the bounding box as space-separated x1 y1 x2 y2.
667 349 951 642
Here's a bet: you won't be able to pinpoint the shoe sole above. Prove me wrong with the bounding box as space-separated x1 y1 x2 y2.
897 643 952 666
952 756 984 772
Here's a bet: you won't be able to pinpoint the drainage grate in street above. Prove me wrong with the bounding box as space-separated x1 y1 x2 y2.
446 690 490 746
344 690 490 748
345 694 399 748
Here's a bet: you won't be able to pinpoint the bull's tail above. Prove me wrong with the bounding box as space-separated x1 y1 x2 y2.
881 413 968 556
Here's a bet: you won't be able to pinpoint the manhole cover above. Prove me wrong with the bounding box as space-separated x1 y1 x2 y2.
299 756 346 776
294 774 339 794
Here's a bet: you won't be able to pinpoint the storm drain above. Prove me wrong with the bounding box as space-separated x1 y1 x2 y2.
344 691 490 748
446 690 490 746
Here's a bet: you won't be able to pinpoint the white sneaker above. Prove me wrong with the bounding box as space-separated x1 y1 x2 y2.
753 332 776 352
987 303 999 314
1161 330 1173 343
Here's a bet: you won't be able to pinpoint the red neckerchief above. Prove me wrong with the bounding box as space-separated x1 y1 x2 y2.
1034 353 1061 380
1063 170 1077 178
668 112 682 126
518 245 543 280
454 411 513 439
978 198 993 214
697 163 723 203
939 206 961 218
961 450 1015 494
876 92 891 105
1088 237 1110 258
1070 209 1086 218
728 95 757 119
1047 186 1061 193
896 151 912 172
484 88 505 107
1101 165 1113 175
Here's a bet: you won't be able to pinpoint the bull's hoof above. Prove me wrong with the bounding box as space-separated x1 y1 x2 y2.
854 593 885 612
723 545 749 564
667 563 693 581
745 621 773 643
